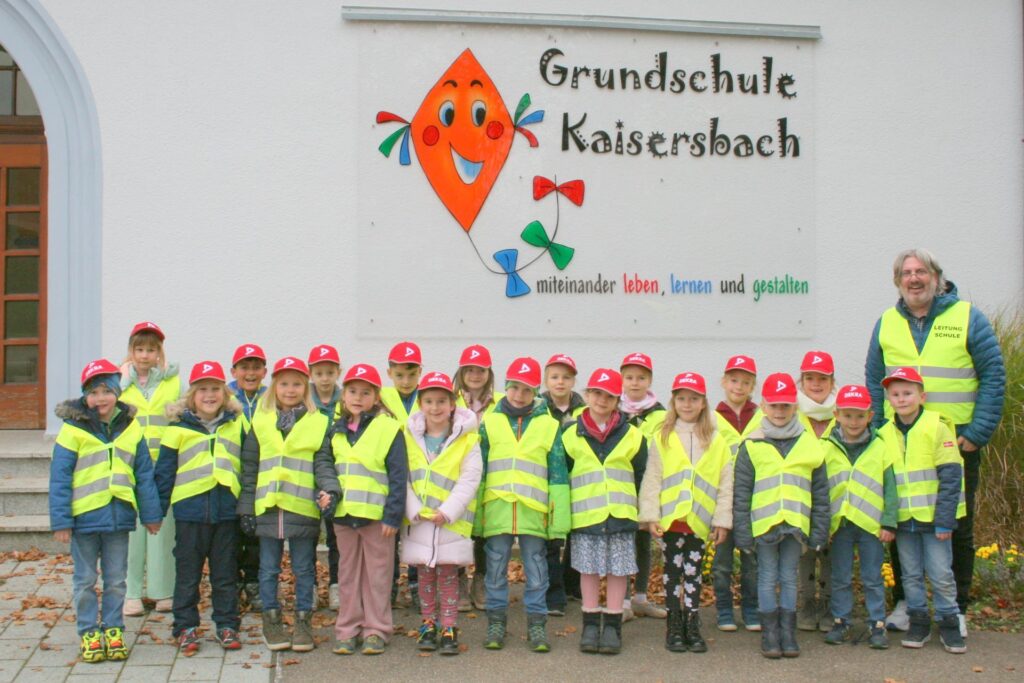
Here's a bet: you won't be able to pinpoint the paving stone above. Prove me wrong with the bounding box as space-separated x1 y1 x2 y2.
217 663 271 683
168 656 222 681
26 644 75 667
127 644 176 666
222 648 270 666
11 665 69 683
68 658 122 677
43 626 79 645
0 660 20 683
118 665 172 683
0 621 50 640
0 640 35 660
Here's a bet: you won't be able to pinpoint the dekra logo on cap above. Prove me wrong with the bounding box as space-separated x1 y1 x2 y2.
470 349 480 359
203 363 213 372
598 372 610 382
776 380 787 392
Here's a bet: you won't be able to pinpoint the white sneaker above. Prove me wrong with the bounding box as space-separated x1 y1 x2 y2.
885 599 909 631
958 613 967 638
329 587 339 611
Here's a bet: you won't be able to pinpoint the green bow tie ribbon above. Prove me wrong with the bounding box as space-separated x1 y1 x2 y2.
521 220 575 270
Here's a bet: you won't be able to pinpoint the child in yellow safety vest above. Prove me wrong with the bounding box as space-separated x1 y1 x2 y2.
618 352 668 621
314 363 407 656
238 357 330 653
452 344 501 611
732 372 830 660
50 359 162 664
640 372 733 654
119 321 181 617
795 350 838 633
308 344 343 611
154 361 246 653
564 368 647 655
821 384 898 651
712 354 762 632
477 357 569 653
879 366 967 655
402 371 483 655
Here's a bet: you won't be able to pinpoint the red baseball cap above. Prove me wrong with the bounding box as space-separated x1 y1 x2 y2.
505 357 542 389
189 360 226 385
545 354 577 374
800 350 835 376
308 344 341 367
130 321 164 341
762 372 798 404
620 352 653 372
724 355 757 376
881 366 925 388
586 368 623 396
418 370 455 394
343 363 383 388
459 344 492 369
671 372 707 396
272 356 309 378
232 343 266 366
388 341 422 366
836 384 872 410
80 359 120 388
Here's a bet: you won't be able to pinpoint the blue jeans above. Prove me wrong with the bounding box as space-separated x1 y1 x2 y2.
755 535 802 612
712 532 758 616
71 531 129 635
829 523 885 623
259 537 317 612
896 530 959 618
485 534 548 615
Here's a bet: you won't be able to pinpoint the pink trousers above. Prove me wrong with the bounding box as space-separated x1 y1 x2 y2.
417 564 459 628
333 523 396 641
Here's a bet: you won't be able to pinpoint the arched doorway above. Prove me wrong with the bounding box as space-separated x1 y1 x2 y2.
0 42 46 427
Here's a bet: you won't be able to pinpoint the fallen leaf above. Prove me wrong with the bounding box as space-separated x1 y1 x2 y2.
262 662 274 668
182 650 196 658
458 643 469 652
283 658 300 665
563 625 577 633
249 652 261 660
466 612 478 619
406 630 417 638
972 667 984 673
241 663 251 669
417 652 432 657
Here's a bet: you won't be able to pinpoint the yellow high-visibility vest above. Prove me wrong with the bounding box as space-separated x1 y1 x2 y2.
406 430 479 537
380 387 420 425
121 376 181 459
878 302 978 424
252 409 328 519
56 421 142 516
162 418 244 504
563 425 642 529
799 412 836 439
656 429 730 539
633 408 666 440
748 432 824 538
823 435 887 535
716 409 764 459
481 412 559 513
332 414 401 521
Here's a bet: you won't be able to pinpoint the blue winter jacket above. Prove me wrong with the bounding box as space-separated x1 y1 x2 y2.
865 281 1006 447
154 400 245 523
228 380 265 425
49 399 162 533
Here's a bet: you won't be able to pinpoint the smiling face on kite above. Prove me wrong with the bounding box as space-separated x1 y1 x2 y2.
410 49 514 231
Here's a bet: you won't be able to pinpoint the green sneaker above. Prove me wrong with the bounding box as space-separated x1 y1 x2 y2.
484 610 507 650
527 614 550 653
332 637 360 655
103 627 129 661
80 630 105 663
361 634 386 655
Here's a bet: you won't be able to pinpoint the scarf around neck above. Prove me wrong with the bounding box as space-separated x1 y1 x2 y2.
620 390 658 417
797 388 836 422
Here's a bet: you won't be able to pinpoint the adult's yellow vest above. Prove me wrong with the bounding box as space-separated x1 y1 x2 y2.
56 421 142 516
380 387 420 425
878 301 978 424
656 429 730 539
748 432 824 538
121 377 181 458
716 409 764 458
406 430 479 537
162 419 244 504
332 414 401 521
823 436 887 535
456 391 505 418
563 426 643 529
482 412 559 514
879 411 966 524
252 409 328 519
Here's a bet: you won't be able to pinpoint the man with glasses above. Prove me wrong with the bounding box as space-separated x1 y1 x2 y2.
864 248 1005 637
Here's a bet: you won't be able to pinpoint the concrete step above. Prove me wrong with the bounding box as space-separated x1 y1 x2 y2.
0 514 63 553
0 430 53 478
0 477 49 514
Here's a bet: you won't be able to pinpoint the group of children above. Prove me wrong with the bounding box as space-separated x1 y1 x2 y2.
49 322 969 664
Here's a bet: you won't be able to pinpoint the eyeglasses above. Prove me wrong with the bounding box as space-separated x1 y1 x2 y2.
900 269 930 279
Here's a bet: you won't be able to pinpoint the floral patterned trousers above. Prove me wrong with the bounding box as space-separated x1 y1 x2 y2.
662 531 706 615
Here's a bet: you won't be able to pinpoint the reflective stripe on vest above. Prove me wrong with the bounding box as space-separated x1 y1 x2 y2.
163 420 244 504
656 430 730 539
878 301 977 424
482 412 559 513
406 430 479 538
252 409 329 519
121 378 181 461
55 421 142 516
563 425 642 529
880 411 967 524
823 435 887 535
332 414 401 521
380 387 419 426
747 432 824 538
716 410 763 459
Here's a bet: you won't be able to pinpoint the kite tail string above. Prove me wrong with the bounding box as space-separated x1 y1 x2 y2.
464 175 560 275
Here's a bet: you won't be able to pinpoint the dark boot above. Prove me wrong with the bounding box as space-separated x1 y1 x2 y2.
483 609 507 650
527 613 550 653
938 614 966 654
291 611 314 652
901 611 932 649
665 610 686 652
684 611 708 653
760 610 781 659
780 609 800 657
580 611 601 653
598 611 622 655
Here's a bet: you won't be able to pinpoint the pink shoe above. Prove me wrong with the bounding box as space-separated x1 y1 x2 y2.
155 598 173 612
123 598 145 617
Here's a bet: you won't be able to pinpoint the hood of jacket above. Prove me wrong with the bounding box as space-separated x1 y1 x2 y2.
406 406 478 453
164 396 244 425
55 397 138 429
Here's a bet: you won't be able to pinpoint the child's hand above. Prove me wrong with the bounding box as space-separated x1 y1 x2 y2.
935 531 951 541
317 490 334 511
710 527 728 545
649 523 665 538
53 529 71 544
431 511 449 527
381 524 397 538
145 522 161 535
879 529 895 543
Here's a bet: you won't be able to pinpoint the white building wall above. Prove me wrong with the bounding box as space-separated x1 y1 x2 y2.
32 0 1024 408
